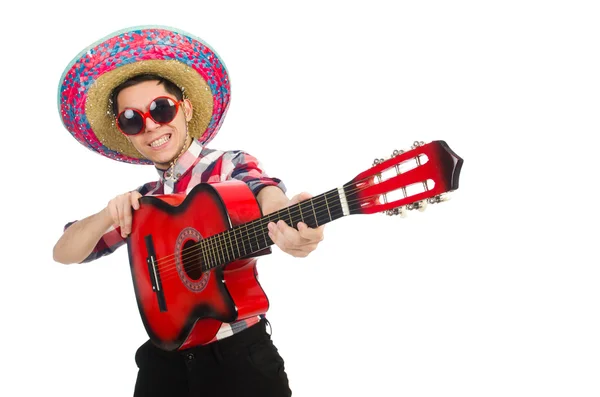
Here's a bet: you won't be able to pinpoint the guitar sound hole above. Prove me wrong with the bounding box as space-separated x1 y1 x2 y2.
182 240 203 280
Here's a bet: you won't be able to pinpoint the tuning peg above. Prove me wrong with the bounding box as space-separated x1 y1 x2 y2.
407 200 428 212
428 194 451 204
398 206 407 217
385 206 408 217
372 157 385 167
391 149 405 158
411 140 425 149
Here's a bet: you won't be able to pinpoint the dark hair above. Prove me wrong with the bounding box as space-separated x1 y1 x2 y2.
110 74 183 116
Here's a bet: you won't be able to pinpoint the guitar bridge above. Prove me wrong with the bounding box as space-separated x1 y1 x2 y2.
145 235 167 312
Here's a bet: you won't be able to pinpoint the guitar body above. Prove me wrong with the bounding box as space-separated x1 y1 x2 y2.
127 181 270 351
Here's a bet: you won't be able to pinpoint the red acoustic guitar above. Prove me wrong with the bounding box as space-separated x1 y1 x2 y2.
127 140 463 351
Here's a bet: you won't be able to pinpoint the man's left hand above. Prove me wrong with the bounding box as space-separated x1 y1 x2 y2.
267 192 325 258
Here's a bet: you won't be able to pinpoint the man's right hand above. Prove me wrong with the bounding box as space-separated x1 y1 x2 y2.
106 191 142 238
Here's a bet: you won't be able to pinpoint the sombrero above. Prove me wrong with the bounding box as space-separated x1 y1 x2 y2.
57 25 231 165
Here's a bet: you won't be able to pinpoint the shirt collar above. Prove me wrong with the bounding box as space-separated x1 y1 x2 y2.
156 138 203 182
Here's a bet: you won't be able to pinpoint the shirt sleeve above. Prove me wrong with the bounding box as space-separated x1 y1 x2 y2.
62 221 126 263
62 184 149 264
224 151 287 196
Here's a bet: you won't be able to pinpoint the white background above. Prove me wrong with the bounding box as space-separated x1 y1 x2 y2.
2 1 599 396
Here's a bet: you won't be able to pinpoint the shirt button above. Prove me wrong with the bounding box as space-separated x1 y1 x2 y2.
186 353 195 361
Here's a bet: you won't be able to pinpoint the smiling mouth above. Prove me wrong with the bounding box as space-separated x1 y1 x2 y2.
149 134 171 148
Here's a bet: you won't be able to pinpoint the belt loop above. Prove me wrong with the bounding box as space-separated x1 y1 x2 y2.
263 317 272 337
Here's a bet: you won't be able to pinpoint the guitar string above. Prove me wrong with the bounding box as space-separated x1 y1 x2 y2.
151 173 395 275
151 180 433 283
148 164 434 282
144 170 374 266
146 158 422 268
153 200 345 283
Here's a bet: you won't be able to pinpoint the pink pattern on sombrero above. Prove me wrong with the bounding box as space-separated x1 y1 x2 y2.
59 27 230 165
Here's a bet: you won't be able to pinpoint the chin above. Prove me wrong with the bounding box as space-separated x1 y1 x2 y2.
148 152 175 165
146 145 182 165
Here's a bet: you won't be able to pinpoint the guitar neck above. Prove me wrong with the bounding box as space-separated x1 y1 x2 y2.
200 185 352 270
196 140 463 271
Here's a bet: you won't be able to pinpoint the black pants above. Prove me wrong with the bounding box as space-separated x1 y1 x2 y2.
133 319 292 397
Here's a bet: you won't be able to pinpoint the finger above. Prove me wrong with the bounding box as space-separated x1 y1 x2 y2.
268 222 295 251
268 223 315 257
268 229 284 250
288 192 313 206
298 192 313 201
297 223 325 242
120 195 133 237
268 231 308 258
131 191 142 210
276 220 311 245
268 222 283 245
117 201 125 236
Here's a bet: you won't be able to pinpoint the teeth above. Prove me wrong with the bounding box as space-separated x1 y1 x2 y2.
150 135 170 147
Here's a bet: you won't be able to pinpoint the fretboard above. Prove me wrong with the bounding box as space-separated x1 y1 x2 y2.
199 188 348 271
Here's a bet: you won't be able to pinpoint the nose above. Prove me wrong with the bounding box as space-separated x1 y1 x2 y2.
144 115 161 131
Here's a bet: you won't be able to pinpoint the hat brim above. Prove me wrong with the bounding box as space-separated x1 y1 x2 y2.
58 25 231 165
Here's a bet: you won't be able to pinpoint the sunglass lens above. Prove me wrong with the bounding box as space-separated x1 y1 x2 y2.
150 98 178 123
117 109 144 135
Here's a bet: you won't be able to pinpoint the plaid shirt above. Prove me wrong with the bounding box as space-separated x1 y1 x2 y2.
65 138 286 343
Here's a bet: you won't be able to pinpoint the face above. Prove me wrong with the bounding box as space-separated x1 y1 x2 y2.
116 80 193 169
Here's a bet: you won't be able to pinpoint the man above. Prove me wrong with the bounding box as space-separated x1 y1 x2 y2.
53 26 324 397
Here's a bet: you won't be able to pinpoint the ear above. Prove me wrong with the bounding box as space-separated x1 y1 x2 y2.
182 98 193 122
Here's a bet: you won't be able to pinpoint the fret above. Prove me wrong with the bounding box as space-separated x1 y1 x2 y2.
242 224 249 256
209 235 216 267
238 223 247 256
200 240 208 271
324 192 332 221
221 233 230 265
225 229 232 261
207 237 215 269
262 220 269 248
222 235 227 263
225 230 234 264
209 235 218 268
254 220 262 251
245 222 253 254
218 234 225 265
233 227 241 258
299 203 305 224
209 238 216 269
217 234 225 265
327 189 345 221
252 220 259 253
299 201 316 228
212 237 219 267
310 198 319 227
316 195 332 225
207 240 215 269
213 238 219 268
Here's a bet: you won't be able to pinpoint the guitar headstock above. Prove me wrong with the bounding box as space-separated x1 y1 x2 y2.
344 140 463 216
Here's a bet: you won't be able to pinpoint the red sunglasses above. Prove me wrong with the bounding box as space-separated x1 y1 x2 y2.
116 96 184 136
